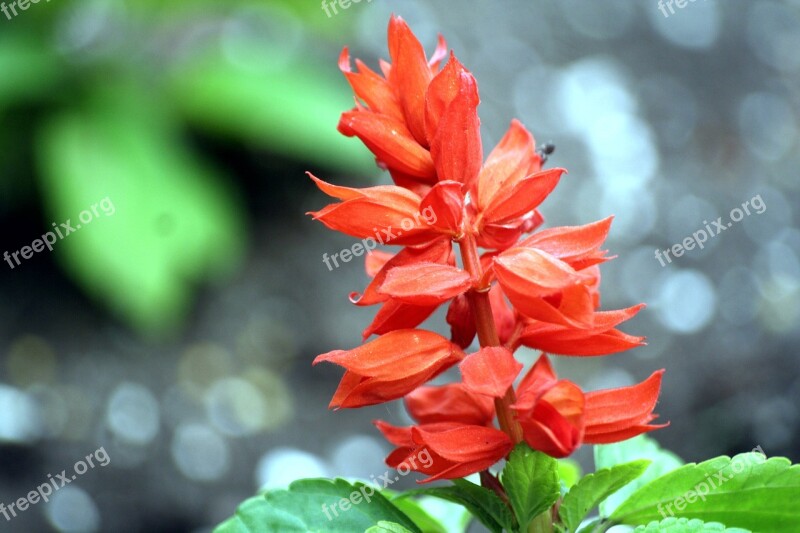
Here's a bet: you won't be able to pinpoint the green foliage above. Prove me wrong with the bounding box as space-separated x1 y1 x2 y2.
365 522 415 533
214 478 420 533
558 460 650 532
594 435 684 516
632 517 751 532
501 444 561 531
609 453 800 532
400 478 515 533
558 459 583 491
37 84 245 335
391 495 471 533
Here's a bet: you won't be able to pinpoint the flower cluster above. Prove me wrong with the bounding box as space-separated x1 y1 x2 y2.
310 16 666 483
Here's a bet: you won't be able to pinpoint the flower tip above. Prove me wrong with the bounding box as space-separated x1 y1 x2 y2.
338 47 351 72
348 291 363 304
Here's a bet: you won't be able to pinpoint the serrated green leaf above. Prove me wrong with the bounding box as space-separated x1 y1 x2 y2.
559 460 650 532
366 521 415 533
632 517 751 532
501 443 560 530
399 478 515 533
595 435 683 516
611 453 800 532
213 478 421 533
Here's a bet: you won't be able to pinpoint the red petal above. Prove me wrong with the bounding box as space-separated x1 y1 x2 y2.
412 425 512 464
519 217 613 268
429 70 483 191
488 285 516 346
518 382 585 458
481 168 564 225
477 120 542 211
379 263 471 306
388 15 433 146
405 383 495 426
353 238 453 306
494 247 589 299
362 300 438 339
364 250 395 278
420 180 465 235
583 370 666 444
446 294 476 349
314 329 463 379
460 347 522 398
339 47 404 122
514 354 559 411
338 112 435 179
428 34 448 72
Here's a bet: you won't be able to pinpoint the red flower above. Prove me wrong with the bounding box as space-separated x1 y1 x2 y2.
309 15 667 483
375 421 512 483
313 329 464 408
513 355 667 457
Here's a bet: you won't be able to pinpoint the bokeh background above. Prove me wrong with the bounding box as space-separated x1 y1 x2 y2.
1 0 799 531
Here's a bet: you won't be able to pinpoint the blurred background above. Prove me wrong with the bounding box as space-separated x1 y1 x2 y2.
1 0 798 531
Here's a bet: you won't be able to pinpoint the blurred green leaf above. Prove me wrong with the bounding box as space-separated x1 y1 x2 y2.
166 12 376 174
501 443 560 531
36 82 245 335
632 518 750 532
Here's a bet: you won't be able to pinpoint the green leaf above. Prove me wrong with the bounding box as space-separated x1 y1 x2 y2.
400 478 515 533
213 478 421 533
366 521 415 533
595 435 683 516
166 19 375 174
559 460 650 532
391 496 469 533
558 459 583 490
501 443 560 530
611 452 800 532
36 83 246 335
632 517 751 532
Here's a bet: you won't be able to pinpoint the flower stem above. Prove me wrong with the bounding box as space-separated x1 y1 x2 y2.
457 234 524 444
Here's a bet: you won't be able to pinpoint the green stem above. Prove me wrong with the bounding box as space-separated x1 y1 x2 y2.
528 511 553 533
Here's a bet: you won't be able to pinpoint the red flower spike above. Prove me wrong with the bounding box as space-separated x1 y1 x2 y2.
420 181 465 235
446 294 476 349
514 354 560 411
429 70 483 191
314 329 464 408
387 15 435 146
477 119 542 211
460 347 522 398
583 370 667 444
378 262 472 306
337 112 436 180
405 383 495 426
